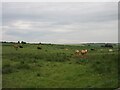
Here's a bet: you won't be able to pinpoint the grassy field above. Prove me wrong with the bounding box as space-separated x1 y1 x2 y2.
2 43 119 88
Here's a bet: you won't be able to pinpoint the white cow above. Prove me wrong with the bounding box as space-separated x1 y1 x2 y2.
109 49 113 52
75 50 80 56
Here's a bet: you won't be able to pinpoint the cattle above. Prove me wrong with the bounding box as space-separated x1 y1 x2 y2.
13 44 23 50
75 49 88 57
19 45 23 48
91 48 95 51
75 50 80 56
109 49 113 52
13 44 19 50
80 49 88 55
80 49 88 58
37 47 42 49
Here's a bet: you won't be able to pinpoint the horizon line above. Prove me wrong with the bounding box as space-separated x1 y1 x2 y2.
0 41 119 44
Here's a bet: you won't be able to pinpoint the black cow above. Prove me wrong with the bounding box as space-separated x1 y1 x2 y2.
19 45 23 48
37 47 42 49
91 48 95 51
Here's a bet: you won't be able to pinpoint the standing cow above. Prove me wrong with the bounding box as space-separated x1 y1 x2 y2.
75 50 80 56
81 49 88 55
75 49 88 58
13 44 23 50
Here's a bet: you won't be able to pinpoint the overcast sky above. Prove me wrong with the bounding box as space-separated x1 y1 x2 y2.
2 2 118 44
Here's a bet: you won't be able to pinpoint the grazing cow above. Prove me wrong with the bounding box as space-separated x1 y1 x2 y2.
19 45 23 48
91 48 95 51
13 44 19 50
75 50 80 56
80 49 88 58
80 49 88 55
75 49 88 58
37 47 42 49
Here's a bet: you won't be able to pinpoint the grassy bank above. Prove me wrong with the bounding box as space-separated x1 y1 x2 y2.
2 43 119 88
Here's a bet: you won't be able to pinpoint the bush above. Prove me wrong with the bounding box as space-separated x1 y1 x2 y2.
21 41 26 44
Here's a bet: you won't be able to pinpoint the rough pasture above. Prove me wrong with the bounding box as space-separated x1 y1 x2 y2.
2 43 119 88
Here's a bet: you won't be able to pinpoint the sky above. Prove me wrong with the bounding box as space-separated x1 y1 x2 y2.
2 2 118 44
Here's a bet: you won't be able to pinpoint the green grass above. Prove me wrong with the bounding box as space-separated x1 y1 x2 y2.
2 43 119 88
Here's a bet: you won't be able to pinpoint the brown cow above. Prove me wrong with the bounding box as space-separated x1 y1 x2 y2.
75 49 88 57
80 49 88 58
13 44 19 50
80 49 88 55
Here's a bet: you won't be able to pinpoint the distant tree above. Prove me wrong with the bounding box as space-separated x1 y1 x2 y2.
39 42 42 45
21 41 26 44
2 41 6 43
18 41 20 44
105 43 113 48
10 42 14 44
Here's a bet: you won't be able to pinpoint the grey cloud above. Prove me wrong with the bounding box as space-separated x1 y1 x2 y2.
2 2 118 43
3 2 117 23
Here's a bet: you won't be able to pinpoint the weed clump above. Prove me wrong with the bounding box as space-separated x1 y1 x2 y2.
16 63 30 70
37 73 40 77
2 64 14 74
